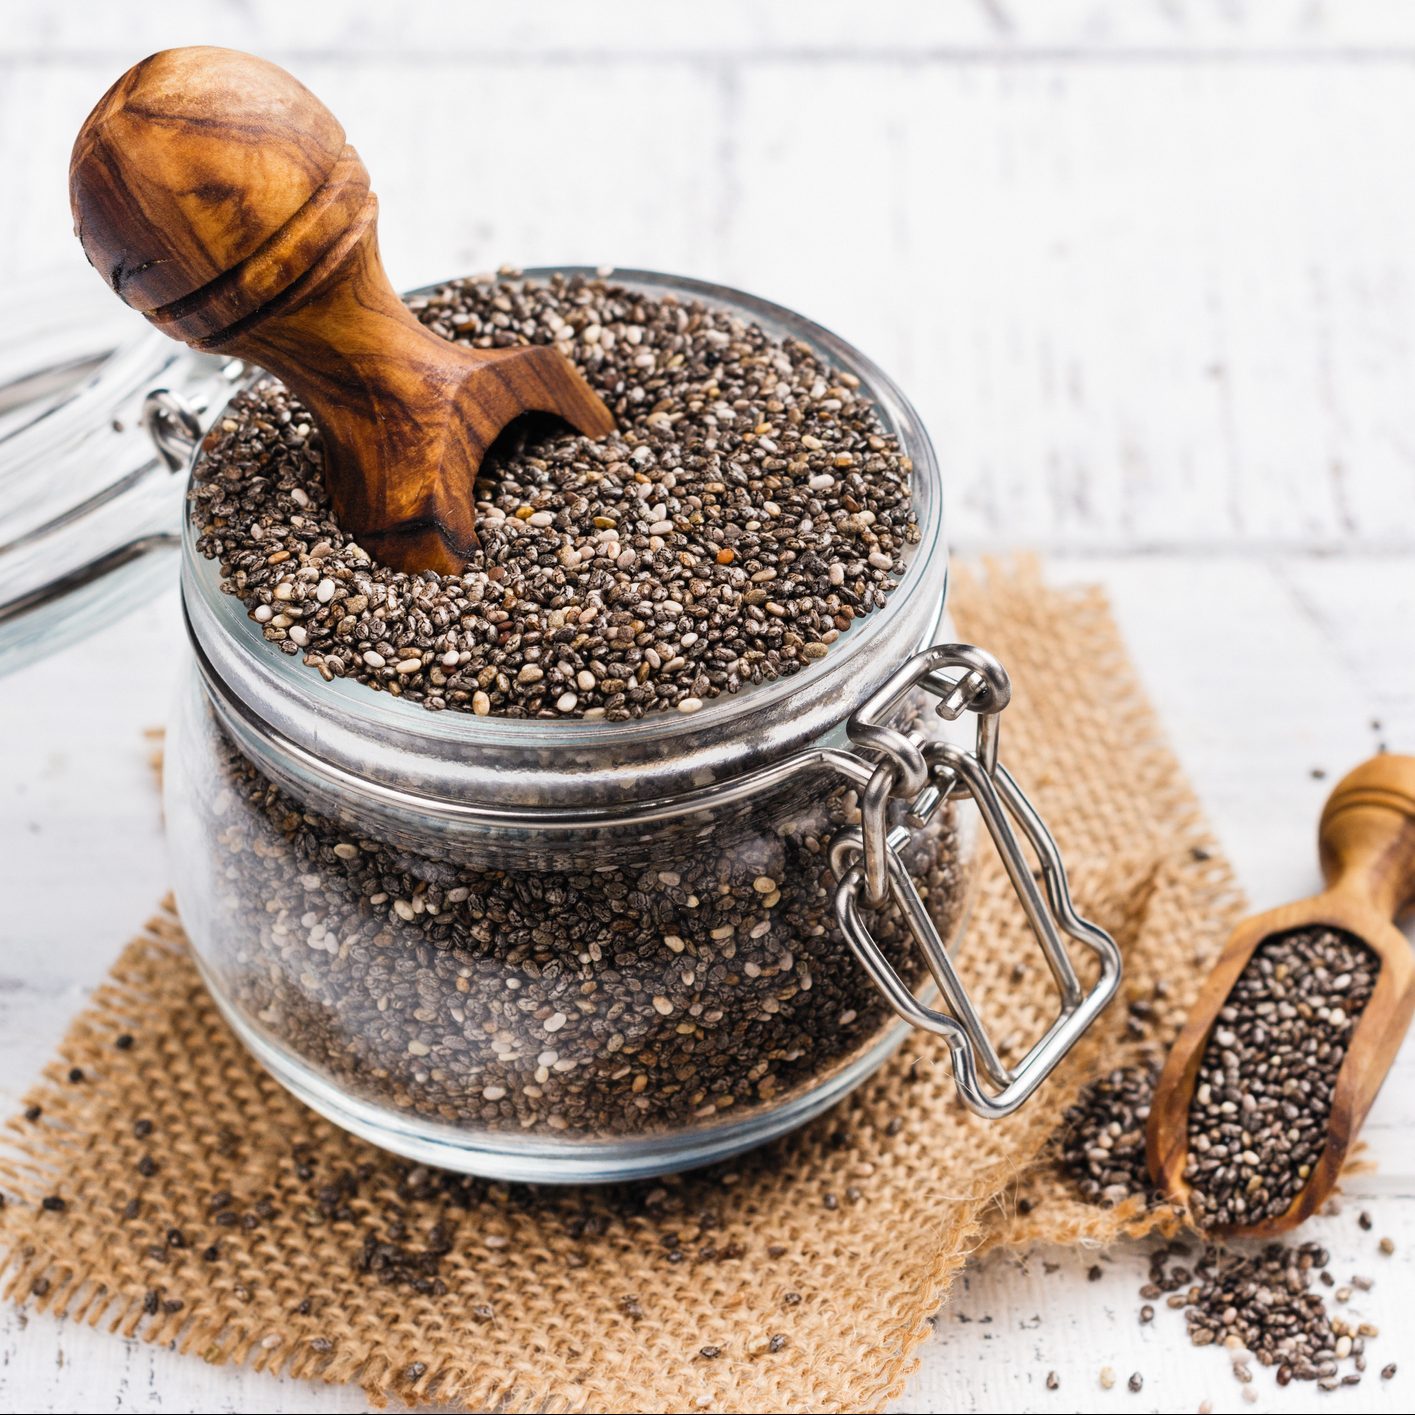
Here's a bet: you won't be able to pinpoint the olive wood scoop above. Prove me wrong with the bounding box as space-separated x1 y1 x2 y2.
1148 754 1415 1237
68 45 615 574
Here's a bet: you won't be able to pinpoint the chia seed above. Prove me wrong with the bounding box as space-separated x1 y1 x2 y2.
196 726 960 1138
1058 1057 1160 1207
192 274 918 720
1145 1238 1379 1390
172 274 967 1155
1183 927 1378 1228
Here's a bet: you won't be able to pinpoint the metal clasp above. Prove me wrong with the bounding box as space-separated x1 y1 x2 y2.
829 644 1121 1119
140 387 204 472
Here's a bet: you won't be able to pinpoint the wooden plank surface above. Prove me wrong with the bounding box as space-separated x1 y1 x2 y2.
2 2 1414 1410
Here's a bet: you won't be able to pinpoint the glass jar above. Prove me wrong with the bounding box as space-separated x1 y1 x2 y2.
1 268 1120 1182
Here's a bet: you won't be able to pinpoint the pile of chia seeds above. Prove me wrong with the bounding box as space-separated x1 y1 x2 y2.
1144 1237 1385 1391
198 729 959 1137
1052 924 1393 1399
1184 926 1378 1228
1058 1056 1161 1208
176 272 961 1142
191 272 919 720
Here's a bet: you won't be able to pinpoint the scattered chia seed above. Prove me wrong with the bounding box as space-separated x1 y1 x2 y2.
67 1067 84 1083
40 1195 65 1212
1058 1057 1160 1207
1183 926 1378 1228
192 274 918 720
115 1033 135 1050
1143 1238 1380 1389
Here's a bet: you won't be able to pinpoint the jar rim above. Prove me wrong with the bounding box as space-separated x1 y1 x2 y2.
183 266 947 810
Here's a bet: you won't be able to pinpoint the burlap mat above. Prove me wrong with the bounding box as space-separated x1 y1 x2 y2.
0 559 1243 1413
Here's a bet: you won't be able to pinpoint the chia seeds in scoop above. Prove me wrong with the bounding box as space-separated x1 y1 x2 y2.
1184 926 1378 1228
192 273 918 719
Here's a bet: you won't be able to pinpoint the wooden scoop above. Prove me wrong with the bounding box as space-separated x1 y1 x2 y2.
1148 754 1415 1236
67 45 615 574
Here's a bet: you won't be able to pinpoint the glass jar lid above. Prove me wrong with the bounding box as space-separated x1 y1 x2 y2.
0 267 238 674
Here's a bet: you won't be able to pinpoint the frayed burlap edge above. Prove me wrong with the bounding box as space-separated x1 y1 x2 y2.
0 558 1246 1413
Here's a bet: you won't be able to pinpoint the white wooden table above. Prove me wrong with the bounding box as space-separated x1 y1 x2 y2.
3 4 1414 1411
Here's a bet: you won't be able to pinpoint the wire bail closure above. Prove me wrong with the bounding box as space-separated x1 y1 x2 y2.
829 644 1122 1119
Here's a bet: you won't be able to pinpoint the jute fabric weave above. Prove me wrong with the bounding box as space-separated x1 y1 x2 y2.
0 560 1242 1412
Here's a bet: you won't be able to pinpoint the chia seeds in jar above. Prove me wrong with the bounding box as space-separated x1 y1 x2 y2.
7 267 1120 1181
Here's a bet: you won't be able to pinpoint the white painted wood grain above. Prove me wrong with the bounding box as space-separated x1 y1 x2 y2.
6 5 1415 552
4 1 1415 1410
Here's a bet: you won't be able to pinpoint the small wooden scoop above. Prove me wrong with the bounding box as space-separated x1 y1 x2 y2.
68 46 615 574
1148 754 1415 1236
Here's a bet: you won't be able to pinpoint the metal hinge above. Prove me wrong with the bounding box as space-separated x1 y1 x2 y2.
828 643 1122 1119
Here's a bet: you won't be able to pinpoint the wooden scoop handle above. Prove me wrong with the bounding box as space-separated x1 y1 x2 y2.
1319 754 1415 919
1148 754 1415 1236
68 46 614 574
